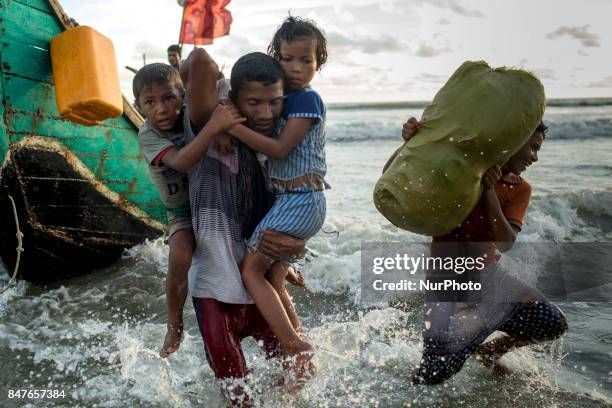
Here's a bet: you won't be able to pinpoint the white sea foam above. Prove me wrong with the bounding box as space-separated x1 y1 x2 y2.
122 237 169 273
524 190 612 242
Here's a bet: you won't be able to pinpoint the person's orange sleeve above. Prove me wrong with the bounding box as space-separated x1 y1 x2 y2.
502 181 532 229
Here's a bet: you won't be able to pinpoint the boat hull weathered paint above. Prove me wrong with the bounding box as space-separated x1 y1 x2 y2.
0 0 166 281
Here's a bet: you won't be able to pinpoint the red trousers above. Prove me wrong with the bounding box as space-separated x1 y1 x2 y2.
192 297 280 379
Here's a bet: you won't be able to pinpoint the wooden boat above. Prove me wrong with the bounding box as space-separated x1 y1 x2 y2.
0 0 166 281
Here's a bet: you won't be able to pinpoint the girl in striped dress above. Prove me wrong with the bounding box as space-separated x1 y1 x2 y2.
227 16 328 386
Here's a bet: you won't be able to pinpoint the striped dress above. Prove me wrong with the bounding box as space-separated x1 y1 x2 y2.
246 86 328 253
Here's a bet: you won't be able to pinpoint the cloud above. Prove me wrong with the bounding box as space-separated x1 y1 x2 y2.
328 75 359 87
325 69 385 91
133 40 167 63
532 68 556 80
414 73 448 83
398 82 416 92
339 60 368 68
327 31 405 54
211 35 259 59
378 1 404 14
414 40 450 57
546 25 601 48
587 76 612 88
418 0 483 17
338 10 356 23
437 18 451 25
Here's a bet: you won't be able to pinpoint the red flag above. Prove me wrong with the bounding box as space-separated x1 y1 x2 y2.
179 0 232 45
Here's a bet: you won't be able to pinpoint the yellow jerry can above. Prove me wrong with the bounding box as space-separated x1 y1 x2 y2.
50 26 123 126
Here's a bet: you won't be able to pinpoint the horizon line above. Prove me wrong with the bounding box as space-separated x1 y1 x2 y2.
328 96 612 109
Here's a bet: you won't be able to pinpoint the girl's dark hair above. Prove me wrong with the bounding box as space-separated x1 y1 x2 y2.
132 63 184 103
267 15 327 70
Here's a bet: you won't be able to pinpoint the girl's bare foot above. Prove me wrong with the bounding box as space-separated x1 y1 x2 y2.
283 341 316 392
285 267 305 287
159 323 183 358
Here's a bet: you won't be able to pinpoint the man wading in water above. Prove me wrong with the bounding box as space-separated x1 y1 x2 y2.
179 49 307 405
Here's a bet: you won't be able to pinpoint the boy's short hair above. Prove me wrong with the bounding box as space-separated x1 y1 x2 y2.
230 52 284 101
167 44 181 55
267 15 327 70
132 63 184 103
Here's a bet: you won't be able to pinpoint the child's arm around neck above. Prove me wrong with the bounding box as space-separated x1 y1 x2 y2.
161 104 245 173
228 117 313 159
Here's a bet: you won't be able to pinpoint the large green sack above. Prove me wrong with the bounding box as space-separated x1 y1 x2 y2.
374 61 545 236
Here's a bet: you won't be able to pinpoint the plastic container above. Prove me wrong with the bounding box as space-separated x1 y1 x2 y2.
50 26 123 126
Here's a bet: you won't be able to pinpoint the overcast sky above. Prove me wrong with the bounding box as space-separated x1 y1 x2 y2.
62 0 612 103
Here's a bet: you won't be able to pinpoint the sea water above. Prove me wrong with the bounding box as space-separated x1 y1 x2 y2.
1 100 611 407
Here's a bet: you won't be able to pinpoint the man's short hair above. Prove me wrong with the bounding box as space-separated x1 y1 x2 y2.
230 52 284 101
167 44 181 55
132 63 184 103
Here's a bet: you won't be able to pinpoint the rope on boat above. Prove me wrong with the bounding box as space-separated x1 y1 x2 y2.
0 195 24 294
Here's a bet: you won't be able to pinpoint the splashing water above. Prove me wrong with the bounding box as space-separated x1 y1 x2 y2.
1 103 611 407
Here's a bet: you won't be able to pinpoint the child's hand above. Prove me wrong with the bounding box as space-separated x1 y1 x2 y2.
209 103 246 133
482 165 502 190
214 132 234 155
402 117 421 142
220 98 238 110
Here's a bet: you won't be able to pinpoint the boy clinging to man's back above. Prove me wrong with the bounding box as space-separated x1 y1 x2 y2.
133 61 243 358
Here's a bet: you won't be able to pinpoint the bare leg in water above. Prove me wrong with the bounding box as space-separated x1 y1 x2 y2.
267 263 303 333
474 299 568 376
160 229 194 358
241 251 315 390
474 335 534 376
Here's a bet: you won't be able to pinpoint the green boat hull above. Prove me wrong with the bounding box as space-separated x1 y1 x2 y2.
0 0 166 281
